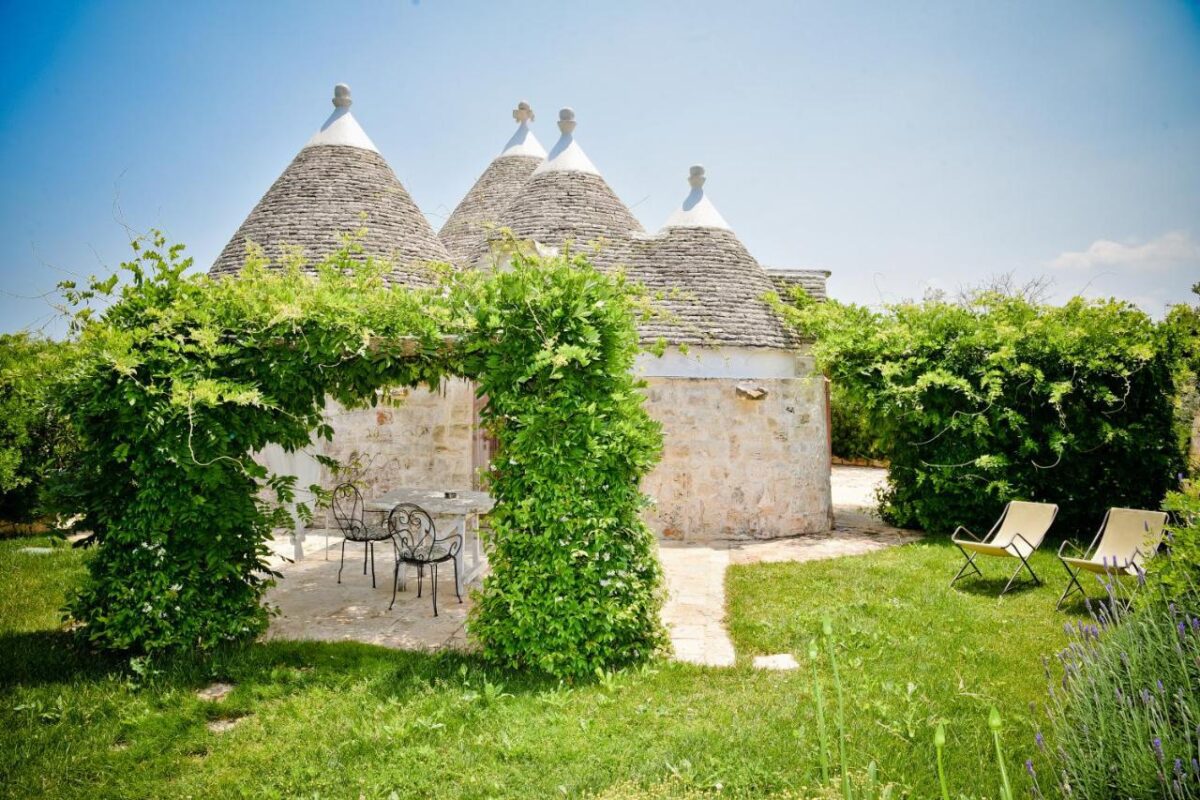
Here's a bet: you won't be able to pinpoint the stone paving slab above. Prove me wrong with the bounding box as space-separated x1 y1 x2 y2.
264 540 471 651
753 653 800 670
657 543 736 667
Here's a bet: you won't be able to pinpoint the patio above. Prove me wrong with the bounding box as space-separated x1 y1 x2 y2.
264 537 471 651
261 466 919 661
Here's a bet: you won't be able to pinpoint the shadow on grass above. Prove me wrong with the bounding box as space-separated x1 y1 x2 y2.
0 627 574 701
0 630 125 688
950 572 1046 598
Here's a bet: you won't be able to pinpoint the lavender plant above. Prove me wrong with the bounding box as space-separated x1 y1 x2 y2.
1038 576 1199 798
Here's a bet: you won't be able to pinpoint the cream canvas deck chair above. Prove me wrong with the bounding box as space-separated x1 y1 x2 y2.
1055 507 1168 610
950 501 1059 596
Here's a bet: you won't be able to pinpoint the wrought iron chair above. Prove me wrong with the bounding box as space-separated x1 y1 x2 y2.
387 502 462 616
332 482 392 588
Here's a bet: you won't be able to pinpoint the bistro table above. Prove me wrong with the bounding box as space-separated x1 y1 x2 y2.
365 488 494 597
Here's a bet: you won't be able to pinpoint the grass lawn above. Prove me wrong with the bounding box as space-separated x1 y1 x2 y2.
0 535 1086 799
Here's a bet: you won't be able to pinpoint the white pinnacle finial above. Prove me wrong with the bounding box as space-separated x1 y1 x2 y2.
305 83 376 152
513 101 534 124
661 163 729 230
557 107 577 135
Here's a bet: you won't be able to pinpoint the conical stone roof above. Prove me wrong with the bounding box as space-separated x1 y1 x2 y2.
487 108 643 266
438 102 546 266
210 84 450 284
633 166 796 349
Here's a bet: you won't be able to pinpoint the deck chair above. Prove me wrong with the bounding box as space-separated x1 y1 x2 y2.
1055 507 1168 610
950 501 1059 596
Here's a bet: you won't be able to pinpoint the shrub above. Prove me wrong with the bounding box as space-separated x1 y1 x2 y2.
0 333 77 525
773 290 1187 536
1152 484 1200 608
829 382 885 462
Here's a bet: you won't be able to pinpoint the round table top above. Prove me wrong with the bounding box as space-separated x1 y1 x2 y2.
364 488 494 517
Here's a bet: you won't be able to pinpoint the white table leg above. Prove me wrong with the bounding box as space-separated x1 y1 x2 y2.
470 512 482 578
454 517 467 596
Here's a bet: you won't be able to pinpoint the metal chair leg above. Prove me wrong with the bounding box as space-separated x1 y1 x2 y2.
453 558 462 603
369 541 376 589
338 539 347 584
1000 553 1040 596
363 541 369 575
950 544 983 587
389 559 400 610
417 565 423 598
1055 560 1087 610
432 563 439 617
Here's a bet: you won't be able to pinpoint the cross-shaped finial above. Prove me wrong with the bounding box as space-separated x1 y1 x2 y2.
512 101 534 124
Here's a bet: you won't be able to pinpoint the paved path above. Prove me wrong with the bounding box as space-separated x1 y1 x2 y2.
658 466 919 667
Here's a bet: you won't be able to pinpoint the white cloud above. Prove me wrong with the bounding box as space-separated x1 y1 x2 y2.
1049 231 1200 271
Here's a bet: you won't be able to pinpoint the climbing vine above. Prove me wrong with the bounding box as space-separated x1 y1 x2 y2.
464 244 667 676
53 232 665 676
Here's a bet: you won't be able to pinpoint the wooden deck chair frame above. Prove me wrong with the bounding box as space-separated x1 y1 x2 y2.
950 501 1059 596
1055 507 1168 610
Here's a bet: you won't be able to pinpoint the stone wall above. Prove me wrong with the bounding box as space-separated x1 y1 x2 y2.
640 369 832 541
291 368 833 542
318 379 476 500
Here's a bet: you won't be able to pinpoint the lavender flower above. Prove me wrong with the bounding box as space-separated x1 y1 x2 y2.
1035 731 1045 751
1026 758 1036 778
1152 737 1164 762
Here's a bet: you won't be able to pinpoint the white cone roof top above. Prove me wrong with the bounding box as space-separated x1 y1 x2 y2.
662 165 730 230
533 108 600 175
499 101 547 158
304 84 379 152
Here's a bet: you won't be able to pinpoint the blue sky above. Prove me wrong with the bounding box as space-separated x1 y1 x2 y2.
1 0 1198 335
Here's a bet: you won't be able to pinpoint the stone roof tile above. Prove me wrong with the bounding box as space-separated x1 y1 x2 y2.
210 86 450 284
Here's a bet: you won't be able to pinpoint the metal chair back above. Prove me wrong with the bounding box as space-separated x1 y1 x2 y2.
388 503 438 560
332 482 369 542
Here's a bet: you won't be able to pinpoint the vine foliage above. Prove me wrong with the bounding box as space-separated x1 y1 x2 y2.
773 288 1189 536
53 232 665 676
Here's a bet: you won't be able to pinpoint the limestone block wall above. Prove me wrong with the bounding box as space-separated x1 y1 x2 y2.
317 378 475 501
640 371 832 541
